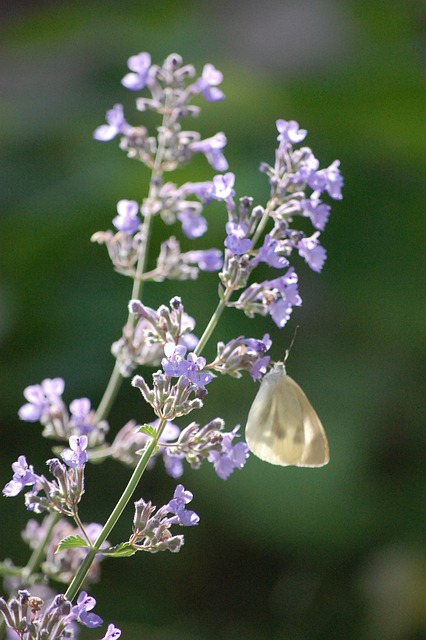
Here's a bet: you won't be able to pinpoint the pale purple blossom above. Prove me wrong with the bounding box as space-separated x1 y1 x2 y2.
180 180 214 203
162 345 213 389
69 398 93 436
211 172 235 200
185 249 223 272
185 353 214 388
208 427 249 480
93 104 130 142
195 63 225 102
265 269 303 327
301 194 331 231
177 209 207 238
189 132 228 171
276 119 307 145
253 234 289 268
297 232 327 272
18 377 65 422
161 344 190 377
167 484 199 526
250 355 270 381
3 456 38 497
224 221 252 255
112 199 140 234
67 592 103 629
308 160 343 200
121 52 152 91
291 149 320 184
61 436 88 468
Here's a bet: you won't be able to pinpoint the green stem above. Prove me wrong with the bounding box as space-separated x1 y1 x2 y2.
194 287 233 356
65 424 163 601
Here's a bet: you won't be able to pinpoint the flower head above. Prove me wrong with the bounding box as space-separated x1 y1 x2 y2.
93 104 130 142
3 456 38 497
195 63 225 102
112 199 140 234
61 436 88 468
121 52 152 91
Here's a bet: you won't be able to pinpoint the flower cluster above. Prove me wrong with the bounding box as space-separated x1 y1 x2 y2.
2 438 88 516
18 377 108 445
130 485 199 553
111 418 249 481
0 590 120 640
112 296 198 377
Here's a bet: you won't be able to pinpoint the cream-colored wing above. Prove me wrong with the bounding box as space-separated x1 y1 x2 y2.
283 375 329 467
245 367 329 467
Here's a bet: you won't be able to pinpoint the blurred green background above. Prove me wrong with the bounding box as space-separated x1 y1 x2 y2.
1 1 426 638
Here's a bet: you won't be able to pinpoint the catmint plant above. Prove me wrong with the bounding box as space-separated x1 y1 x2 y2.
1 51 342 639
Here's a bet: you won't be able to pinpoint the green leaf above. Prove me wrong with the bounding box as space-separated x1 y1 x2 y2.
101 542 137 558
56 535 88 553
137 424 157 439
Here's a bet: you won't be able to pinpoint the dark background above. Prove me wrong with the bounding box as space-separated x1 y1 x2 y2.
1 1 426 638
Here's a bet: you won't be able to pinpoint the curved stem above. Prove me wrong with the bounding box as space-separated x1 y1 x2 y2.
65 421 165 601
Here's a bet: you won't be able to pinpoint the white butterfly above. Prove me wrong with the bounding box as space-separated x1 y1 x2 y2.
245 363 329 467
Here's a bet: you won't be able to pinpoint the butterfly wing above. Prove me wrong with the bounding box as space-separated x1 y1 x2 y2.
284 375 329 467
245 368 329 467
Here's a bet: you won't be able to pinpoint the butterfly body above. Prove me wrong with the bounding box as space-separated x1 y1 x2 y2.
245 363 329 467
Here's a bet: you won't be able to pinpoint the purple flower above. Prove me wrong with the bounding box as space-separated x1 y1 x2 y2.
112 199 140 234
208 428 249 480
93 104 129 142
185 353 214 388
297 232 327 272
18 377 65 422
190 133 228 171
177 209 208 239
3 455 38 497
307 160 343 200
98 623 122 640
167 484 199 526
264 268 302 328
249 355 270 381
69 398 93 436
180 180 214 203
253 234 289 268
301 194 330 231
185 249 223 272
68 592 103 629
195 63 225 102
162 450 184 479
224 222 252 255
121 52 152 91
276 119 307 145
162 344 190 377
211 172 235 201
291 149 320 184
61 436 88 467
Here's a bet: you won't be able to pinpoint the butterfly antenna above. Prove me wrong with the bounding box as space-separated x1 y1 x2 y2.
284 325 299 363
